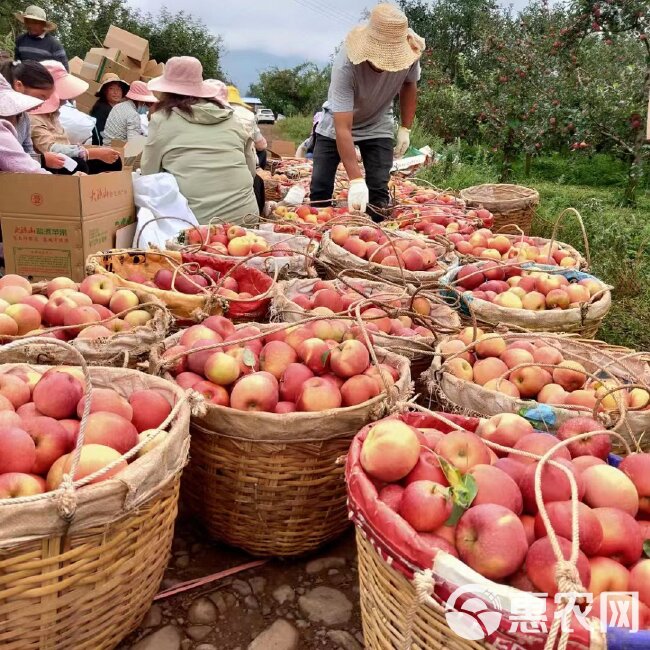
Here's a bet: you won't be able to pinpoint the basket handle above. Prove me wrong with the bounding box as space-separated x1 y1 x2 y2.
549 208 591 268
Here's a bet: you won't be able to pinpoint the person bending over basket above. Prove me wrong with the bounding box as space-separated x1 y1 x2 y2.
310 3 424 222
141 57 259 226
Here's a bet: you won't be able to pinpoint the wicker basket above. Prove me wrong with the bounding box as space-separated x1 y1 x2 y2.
0 340 191 649
154 325 412 557
440 264 612 339
87 249 275 324
460 184 539 235
319 228 457 285
425 332 650 453
4 283 172 367
348 410 608 650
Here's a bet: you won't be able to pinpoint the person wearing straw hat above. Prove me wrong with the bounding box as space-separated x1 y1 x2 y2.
91 73 130 145
226 85 268 169
141 56 259 225
29 60 121 173
310 3 424 220
0 73 51 174
102 80 158 145
14 5 68 71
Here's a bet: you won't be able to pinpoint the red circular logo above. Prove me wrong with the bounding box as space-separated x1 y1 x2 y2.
31 193 43 206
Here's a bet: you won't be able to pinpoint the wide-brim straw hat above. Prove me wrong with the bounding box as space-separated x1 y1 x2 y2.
40 59 88 100
148 56 216 99
14 5 56 31
95 73 130 97
345 3 425 72
0 74 43 116
126 80 158 103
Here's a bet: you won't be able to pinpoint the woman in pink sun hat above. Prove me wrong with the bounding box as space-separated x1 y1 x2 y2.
102 80 158 145
29 60 122 173
0 73 50 174
141 56 259 225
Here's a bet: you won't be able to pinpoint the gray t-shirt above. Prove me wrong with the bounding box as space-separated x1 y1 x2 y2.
316 48 420 142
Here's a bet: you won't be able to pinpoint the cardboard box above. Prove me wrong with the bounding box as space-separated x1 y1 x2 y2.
140 59 164 82
81 49 141 84
104 25 149 63
69 56 84 76
0 171 135 281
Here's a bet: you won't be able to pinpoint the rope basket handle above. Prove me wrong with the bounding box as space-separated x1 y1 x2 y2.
549 208 591 269
133 215 203 250
0 336 194 518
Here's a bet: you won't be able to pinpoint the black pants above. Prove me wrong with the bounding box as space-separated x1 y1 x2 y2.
257 149 268 170
310 133 393 222
45 158 122 175
253 173 265 214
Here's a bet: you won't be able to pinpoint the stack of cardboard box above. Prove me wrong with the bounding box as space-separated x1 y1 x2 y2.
71 25 164 114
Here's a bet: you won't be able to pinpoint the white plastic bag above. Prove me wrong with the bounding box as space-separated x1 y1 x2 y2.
60 103 95 144
131 171 200 249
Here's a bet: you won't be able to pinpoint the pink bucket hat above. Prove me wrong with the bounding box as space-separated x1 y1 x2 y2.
29 90 60 114
204 79 230 107
126 80 158 103
147 56 215 99
0 74 43 116
40 60 88 100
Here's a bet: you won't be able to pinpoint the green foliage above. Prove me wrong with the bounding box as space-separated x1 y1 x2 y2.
275 115 313 144
418 151 650 349
248 63 330 117
0 0 224 78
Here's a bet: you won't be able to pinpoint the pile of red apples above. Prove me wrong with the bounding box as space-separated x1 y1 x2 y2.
163 316 401 413
0 274 156 341
285 279 435 339
184 223 297 260
360 413 650 626
454 263 604 311
329 226 441 272
440 329 650 410
0 367 173 499
449 229 581 267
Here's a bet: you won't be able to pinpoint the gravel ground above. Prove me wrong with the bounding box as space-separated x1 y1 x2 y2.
118 515 364 650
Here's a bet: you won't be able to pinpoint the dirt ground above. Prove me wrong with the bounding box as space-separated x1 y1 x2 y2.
118 512 364 650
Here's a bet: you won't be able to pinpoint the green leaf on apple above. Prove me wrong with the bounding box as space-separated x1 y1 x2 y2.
437 455 478 526
242 349 257 370
643 540 650 558
320 349 331 366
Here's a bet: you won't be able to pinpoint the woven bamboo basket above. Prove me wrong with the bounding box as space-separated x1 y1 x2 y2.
440 264 612 339
1 283 172 367
319 228 457 285
460 184 539 235
271 277 460 394
0 338 191 649
153 323 413 556
348 410 618 650
86 249 275 324
425 332 650 454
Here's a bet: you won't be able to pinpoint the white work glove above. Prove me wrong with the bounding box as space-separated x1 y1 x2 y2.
348 178 369 213
394 126 411 158
282 185 306 206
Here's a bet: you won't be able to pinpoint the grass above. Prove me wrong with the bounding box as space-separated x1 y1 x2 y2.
274 115 313 144
418 156 650 350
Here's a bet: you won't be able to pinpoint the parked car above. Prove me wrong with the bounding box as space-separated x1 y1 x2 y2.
257 108 276 124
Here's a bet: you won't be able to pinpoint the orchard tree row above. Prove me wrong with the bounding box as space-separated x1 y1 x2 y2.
400 0 649 204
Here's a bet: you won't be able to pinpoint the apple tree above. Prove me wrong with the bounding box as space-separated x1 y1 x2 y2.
562 0 649 205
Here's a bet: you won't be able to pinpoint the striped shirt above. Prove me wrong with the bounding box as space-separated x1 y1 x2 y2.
102 100 143 144
15 33 68 70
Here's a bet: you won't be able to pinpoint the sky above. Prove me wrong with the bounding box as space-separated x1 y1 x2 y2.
126 0 526 91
